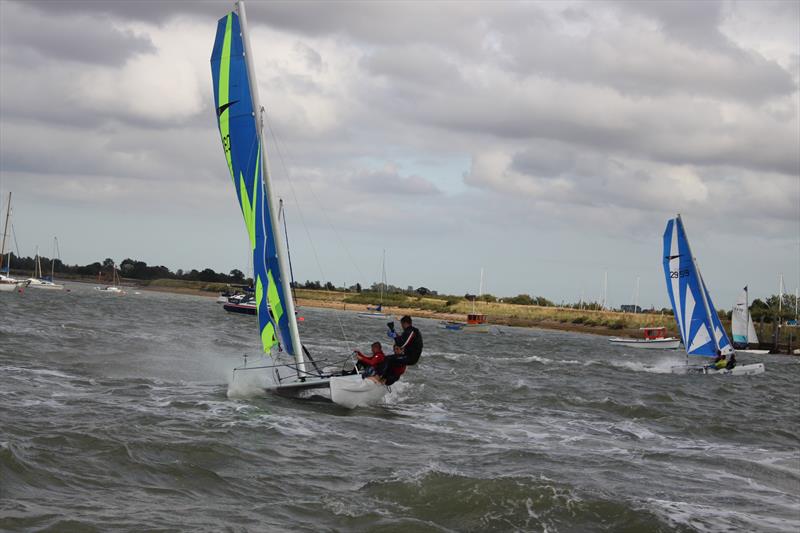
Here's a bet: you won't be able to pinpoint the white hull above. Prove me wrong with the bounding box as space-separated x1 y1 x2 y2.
736 349 769 355
95 286 126 295
263 373 388 408
0 282 17 292
609 337 681 349
671 363 765 376
27 279 64 290
357 312 389 319
329 374 389 408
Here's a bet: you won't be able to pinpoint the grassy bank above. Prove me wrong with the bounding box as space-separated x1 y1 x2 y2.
107 282 800 350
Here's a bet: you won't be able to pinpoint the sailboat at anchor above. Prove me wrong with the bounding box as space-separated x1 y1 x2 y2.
211 1 388 407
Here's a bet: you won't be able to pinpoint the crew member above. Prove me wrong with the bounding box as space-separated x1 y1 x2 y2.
354 342 385 381
383 315 423 385
725 353 737 370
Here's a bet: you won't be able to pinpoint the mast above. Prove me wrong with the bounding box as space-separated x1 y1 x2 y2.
51 237 58 280
380 249 385 307
679 215 721 354
745 285 750 344
0 193 10 273
34 247 41 279
236 0 304 373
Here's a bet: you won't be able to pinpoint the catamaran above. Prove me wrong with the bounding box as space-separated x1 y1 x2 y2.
662 215 764 376
211 1 388 408
731 286 769 354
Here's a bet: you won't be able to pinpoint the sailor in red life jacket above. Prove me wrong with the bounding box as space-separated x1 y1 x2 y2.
354 342 386 383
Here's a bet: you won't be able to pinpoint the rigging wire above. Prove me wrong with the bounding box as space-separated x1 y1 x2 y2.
264 116 366 283
264 113 356 352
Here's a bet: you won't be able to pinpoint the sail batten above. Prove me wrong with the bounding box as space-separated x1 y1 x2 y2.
211 6 300 359
662 216 733 357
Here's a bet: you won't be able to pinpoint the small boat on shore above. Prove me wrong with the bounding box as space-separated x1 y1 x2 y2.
609 327 680 349
27 245 64 290
95 263 126 295
440 313 495 333
0 193 29 292
358 250 390 319
223 294 257 315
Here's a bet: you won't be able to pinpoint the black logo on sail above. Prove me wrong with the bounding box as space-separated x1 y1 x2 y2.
217 100 238 117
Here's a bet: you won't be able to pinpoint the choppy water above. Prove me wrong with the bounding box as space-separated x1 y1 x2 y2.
1 284 798 532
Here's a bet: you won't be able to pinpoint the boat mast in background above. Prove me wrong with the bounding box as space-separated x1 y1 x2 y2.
0 193 10 273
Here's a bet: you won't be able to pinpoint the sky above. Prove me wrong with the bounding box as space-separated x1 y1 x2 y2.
0 0 798 309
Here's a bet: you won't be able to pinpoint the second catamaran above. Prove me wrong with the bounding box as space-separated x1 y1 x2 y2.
662 215 764 376
211 1 388 407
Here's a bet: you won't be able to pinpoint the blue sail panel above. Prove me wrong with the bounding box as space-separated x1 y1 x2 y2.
662 217 718 357
211 12 296 355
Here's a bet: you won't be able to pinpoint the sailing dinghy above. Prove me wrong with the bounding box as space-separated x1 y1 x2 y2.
662 216 764 376
211 2 388 408
731 287 769 354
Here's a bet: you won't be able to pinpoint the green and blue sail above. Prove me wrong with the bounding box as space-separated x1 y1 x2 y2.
211 12 295 355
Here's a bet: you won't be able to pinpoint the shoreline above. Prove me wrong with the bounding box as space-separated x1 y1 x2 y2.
133 284 658 339
62 280 797 351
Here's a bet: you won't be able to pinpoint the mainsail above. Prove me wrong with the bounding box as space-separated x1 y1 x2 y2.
732 287 759 347
211 7 301 361
662 216 733 357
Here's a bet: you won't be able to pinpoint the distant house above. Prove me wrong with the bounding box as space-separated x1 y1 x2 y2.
620 305 642 313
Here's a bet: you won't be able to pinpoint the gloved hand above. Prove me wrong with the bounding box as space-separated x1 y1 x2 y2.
387 331 397 339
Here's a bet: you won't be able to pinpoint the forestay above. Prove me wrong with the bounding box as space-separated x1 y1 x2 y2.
211 10 299 358
662 216 733 357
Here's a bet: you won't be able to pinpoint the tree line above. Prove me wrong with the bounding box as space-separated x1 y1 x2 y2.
8 254 797 320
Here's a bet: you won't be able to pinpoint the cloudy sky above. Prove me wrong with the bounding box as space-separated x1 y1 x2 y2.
1 0 798 308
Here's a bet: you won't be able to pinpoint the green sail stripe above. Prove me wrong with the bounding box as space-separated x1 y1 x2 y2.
255 275 277 351
261 322 277 352
267 269 284 323
218 13 233 180
255 273 264 310
238 170 256 250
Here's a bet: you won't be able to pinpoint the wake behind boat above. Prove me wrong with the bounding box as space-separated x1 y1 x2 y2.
662 215 764 376
211 2 388 408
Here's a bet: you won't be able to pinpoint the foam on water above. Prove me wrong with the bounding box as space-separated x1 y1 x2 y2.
1 286 797 532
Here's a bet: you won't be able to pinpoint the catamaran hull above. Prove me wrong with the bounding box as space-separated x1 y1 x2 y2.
0 283 17 292
357 312 389 319
609 337 681 349
671 363 765 376
736 349 769 355
329 374 389 408
264 374 388 408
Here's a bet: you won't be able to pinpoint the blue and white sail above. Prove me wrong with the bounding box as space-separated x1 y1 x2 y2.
211 4 302 364
662 216 733 357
